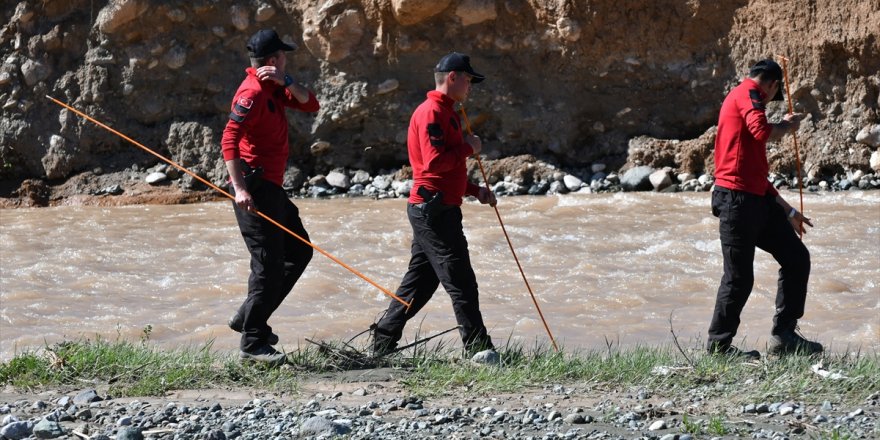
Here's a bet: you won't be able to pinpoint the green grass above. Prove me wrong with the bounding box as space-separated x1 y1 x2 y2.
0 338 304 396
1 336 877 406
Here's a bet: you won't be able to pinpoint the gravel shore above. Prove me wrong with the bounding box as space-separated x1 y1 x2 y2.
1 369 877 440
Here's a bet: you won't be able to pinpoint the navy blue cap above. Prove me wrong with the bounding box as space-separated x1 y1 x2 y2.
749 59 784 101
434 52 485 83
247 29 296 58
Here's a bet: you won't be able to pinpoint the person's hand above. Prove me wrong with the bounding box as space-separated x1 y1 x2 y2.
783 113 804 132
788 208 813 234
234 188 256 213
477 187 496 207
465 134 482 155
255 66 285 85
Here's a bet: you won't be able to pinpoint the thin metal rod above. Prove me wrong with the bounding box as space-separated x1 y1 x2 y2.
459 105 559 352
45 95 411 309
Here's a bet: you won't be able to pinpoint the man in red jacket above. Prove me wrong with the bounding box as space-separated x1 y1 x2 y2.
708 59 822 359
220 29 320 365
372 53 499 364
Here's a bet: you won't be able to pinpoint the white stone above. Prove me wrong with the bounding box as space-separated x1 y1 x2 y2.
470 349 500 365
325 171 350 190
563 174 583 191
855 124 880 148
372 175 392 190
677 172 695 183
870 150 880 172
649 170 672 191
376 79 399 95
850 169 864 183
145 172 167 184
456 0 497 26
391 179 413 196
648 420 666 431
20 59 49 86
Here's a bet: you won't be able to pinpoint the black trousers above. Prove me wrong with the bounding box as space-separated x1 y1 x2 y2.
374 203 493 353
707 187 810 348
231 180 313 352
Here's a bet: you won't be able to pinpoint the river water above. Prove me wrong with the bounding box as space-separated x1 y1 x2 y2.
1 192 878 360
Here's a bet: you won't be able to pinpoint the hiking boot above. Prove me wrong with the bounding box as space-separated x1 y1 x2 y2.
371 339 397 358
470 349 500 366
239 345 286 366
768 329 823 356
707 342 760 361
228 313 279 346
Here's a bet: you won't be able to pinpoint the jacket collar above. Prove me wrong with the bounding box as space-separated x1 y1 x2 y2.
427 90 456 109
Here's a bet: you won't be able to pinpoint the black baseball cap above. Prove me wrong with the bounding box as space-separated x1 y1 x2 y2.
435 52 485 83
749 59 784 101
247 29 296 58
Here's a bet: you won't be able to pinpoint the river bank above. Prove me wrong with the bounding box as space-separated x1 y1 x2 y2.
2 154 879 208
0 338 877 439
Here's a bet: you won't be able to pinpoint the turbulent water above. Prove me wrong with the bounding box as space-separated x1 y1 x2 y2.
1 192 878 360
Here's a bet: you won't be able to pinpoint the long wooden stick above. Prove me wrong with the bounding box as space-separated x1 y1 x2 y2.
459 105 559 352
777 56 805 239
46 95 411 309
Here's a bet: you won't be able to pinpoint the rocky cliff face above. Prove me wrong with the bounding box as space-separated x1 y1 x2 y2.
1 0 878 193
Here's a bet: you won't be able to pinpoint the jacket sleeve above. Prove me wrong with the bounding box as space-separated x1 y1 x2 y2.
221 90 260 161
281 89 320 113
739 90 772 143
419 109 474 174
465 182 481 197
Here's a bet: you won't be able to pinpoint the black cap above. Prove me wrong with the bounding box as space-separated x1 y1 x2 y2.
749 59 784 101
434 52 485 83
247 29 296 58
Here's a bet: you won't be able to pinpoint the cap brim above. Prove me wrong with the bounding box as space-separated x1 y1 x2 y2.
279 41 297 51
469 71 485 83
773 81 784 101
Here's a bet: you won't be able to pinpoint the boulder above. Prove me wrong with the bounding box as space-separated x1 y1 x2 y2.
456 0 497 26
649 169 672 191
620 166 654 191
95 0 146 34
855 124 880 148
391 0 452 26
325 171 350 190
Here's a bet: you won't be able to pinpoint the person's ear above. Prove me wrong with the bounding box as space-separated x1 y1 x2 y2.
447 71 456 83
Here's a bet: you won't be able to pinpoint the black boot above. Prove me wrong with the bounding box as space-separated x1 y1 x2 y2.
768 327 823 355
228 312 279 346
707 341 760 360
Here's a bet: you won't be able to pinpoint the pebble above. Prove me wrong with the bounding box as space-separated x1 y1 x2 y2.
648 419 667 430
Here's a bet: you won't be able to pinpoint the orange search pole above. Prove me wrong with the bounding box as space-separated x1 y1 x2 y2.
459 104 559 352
777 56 805 239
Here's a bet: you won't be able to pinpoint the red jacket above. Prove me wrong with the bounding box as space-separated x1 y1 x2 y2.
221 67 320 186
713 78 778 197
408 91 480 205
